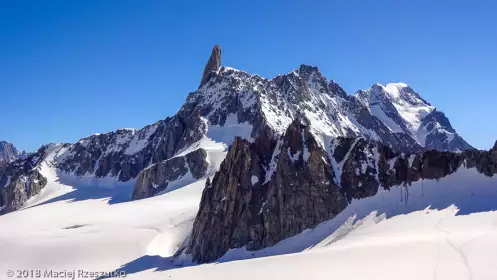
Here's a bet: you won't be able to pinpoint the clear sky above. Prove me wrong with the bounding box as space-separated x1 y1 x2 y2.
1 0 496 152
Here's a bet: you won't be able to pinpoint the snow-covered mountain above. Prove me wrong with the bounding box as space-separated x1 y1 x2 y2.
354 83 472 152
0 44 477 214
1 45 497 279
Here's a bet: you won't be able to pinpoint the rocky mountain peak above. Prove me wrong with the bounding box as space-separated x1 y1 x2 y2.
191 46 473 154
297 64 319 75
368 82 431 108
0 141 19 164
0 45 478 218
199 44 222 88
371 82 384 90
328 80 348 99
351 82 472 152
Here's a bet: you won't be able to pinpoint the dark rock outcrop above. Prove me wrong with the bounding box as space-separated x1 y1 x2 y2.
333 137 496 192
185 120 347 263
199 44 222 88
0 144 64 214
185 137 259 262
339 138 382 200
328 80 348 99
132 148 209 200
463 147 497 177
263 121 347 245
0 170 47 214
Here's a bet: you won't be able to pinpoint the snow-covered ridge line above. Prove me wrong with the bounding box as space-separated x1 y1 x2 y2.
0 44 476 216
16 57 472 187
201 57 472 153
354 82 471 151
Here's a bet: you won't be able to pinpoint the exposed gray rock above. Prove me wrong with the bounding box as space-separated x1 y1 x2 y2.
186 149 209 179
263 120 347 245
328 80 348 99
0 170 47 213
0 144 64 214
463 147 497 177
132 148 208 200
331 137 491 192
57 109 207 183
184 120 347 263
184 137 258 262
339 138 381 200
199 44 222 88
0 141 19 164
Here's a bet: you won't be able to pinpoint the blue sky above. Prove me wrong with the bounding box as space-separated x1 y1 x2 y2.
1 0 496 151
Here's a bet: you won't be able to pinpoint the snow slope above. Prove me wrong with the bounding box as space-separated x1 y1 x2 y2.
1 156 497 280
0 171 205 278
159 207 497 280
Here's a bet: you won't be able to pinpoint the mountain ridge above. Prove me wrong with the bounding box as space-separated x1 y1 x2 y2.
0 45 478 215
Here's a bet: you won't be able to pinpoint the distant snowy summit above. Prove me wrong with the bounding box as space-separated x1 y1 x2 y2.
354 83 472 152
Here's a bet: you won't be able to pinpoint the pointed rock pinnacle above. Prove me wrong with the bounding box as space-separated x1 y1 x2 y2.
199 44 222 88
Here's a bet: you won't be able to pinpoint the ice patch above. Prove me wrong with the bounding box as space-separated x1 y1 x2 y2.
251 175 259 185
207 114 254 144
369 105 403 133
301 130 310 162
288 148 301 163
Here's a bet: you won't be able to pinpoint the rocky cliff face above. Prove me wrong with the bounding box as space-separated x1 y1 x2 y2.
0 141 19 164
132 148 209 200
183 118 496 263
185 120 349 263
56 109 207 183
0 144 66 214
